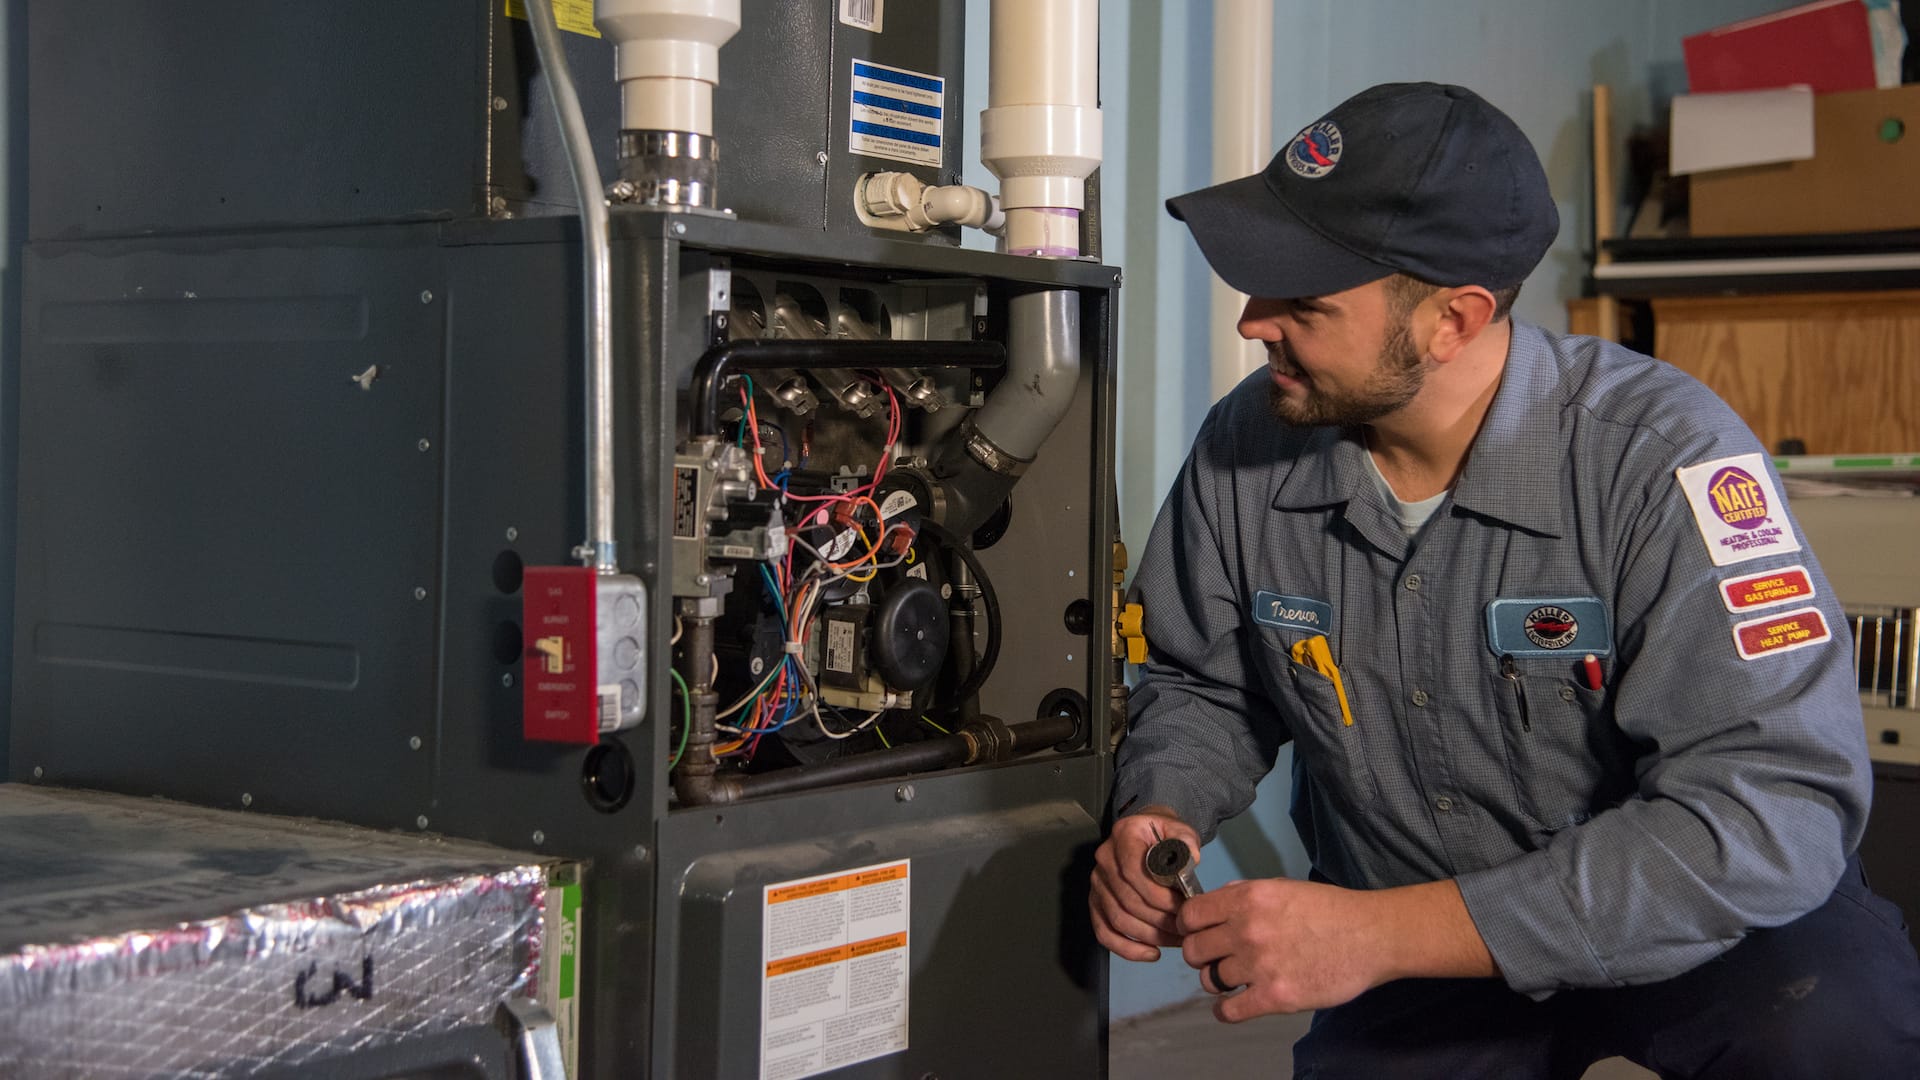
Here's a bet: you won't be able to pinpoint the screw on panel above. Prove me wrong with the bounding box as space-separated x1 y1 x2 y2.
419 290 434 304
1067 654 1075 662
241 793 253 807
417 438 431 452
409 736 423 751
633 844 650 862
895 784 915 803
673 221 687 235
414 587 428 601
816 151 829 166
416 816 430 830
492 96 509 112
32 766 43 779
502 672 516 688
532 830 546 846
506 526 519 542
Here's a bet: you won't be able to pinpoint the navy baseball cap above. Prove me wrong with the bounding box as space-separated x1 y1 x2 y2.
1167 83 1558 300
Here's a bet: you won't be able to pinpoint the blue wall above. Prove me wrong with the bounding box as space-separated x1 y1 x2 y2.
966 0 1793 1021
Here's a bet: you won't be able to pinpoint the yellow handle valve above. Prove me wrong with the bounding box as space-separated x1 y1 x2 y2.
1117 603 1147 665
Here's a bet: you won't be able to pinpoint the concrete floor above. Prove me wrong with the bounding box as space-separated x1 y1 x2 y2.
1109 996 1658 1079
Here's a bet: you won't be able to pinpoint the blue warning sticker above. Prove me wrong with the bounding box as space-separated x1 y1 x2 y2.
850 60 944 167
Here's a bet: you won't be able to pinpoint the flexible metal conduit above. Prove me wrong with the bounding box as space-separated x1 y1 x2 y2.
526 0 618 573
687 339 1008 438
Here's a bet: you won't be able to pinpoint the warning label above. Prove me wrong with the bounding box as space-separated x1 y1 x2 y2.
1732 605 1831 662
762 860 910 1080
849 60 945 167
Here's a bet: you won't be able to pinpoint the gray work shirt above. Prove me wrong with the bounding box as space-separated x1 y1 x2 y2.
1115 321 1871 995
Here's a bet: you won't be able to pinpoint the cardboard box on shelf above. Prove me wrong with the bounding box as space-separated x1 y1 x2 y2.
1689 84 1920 237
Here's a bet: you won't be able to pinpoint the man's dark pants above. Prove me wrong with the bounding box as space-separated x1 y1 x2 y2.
1292 858 1920 1079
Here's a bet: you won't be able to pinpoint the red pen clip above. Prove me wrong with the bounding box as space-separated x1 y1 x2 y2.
1581 653 1604 692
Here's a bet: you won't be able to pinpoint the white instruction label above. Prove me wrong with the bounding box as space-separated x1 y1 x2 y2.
879 489 918 520
850 60 944 168
761 860 911 1080
839 0 883 33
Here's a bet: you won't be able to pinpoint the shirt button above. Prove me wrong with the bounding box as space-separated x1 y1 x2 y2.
1559 686 1576 702
1404 574 1423 591
1411 689 1429 707
1435 797 1454 813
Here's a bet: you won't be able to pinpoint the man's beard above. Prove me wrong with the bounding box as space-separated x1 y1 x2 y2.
1266 315 1426 427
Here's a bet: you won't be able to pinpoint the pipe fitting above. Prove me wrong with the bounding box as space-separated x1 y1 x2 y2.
981 0 1102 257
595 0 742 136
855 172 1005 234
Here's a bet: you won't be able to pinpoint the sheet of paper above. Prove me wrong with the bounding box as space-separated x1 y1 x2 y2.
1670 87 1815 175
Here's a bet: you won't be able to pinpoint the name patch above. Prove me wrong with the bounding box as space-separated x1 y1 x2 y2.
1252 591 1333 635
1720 565 1816 613
1675 453 1802 567
1732 605 1831 661
1486 597 1612 658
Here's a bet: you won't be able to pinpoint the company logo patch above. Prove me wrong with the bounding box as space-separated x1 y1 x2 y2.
1286 121 1344 179
1522 606 1579 650
1732 605 1831 661
1252 591 1334 635
1486 597 1612 658
1675 453 1801 567
1720 565 1816 613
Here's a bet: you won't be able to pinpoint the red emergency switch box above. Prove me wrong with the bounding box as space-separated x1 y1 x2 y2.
523 566 600 744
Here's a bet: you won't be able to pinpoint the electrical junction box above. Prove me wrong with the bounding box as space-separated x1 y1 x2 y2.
523 567 649 744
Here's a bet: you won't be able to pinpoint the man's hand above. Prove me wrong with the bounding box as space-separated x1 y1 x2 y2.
1178 877 1497 1022
1090 805 1202 962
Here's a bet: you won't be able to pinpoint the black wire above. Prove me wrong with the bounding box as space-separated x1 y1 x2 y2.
916 519 1000 709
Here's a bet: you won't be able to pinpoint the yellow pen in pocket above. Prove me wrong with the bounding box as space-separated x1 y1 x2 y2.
1289 634 1356 726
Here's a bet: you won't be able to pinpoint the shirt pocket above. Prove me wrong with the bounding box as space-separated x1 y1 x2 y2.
1259 631 1378 805
1488 658 1608 831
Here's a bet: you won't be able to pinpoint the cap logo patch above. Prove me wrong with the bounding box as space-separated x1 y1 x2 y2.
1522 605 1578 650
1286 121 1344 179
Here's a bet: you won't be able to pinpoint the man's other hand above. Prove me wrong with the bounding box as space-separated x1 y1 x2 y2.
1090 805 1201 962
1178 877 1495 1022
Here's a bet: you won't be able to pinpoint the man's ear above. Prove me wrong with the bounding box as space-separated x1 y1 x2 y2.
1423 286 1497 362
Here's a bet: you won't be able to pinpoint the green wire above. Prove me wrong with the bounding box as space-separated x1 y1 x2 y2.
668 668 692 769
920 715 950 735
876 726 892 748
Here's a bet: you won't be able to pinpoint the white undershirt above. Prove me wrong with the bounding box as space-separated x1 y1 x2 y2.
1363 441 1450 538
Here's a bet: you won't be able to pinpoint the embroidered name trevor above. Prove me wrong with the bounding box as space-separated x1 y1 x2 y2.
1252 591 1333 634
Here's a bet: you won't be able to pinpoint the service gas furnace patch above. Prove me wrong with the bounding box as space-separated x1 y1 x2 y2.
1675 453 1801 567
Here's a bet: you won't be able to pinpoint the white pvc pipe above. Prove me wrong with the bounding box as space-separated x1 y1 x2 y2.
981 0 1102 257
1209 0 1273 402
595 0 741 135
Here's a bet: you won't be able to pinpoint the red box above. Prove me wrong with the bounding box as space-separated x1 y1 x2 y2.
1684 0 1878 95
522 565 601 744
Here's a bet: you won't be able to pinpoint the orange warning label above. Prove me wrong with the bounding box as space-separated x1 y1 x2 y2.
1733 606 1830 661
1721 565 1815 612
766 931 906 977
767 863 909 904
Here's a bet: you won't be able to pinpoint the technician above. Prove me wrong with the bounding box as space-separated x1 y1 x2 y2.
1091 82 1920 1077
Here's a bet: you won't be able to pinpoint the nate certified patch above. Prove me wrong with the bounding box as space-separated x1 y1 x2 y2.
1285 121 1344 179
1720 565 1816 613
1732 605 1831 661
1486 597 1612 658
1252 591 1334 635
1675 453 1801 567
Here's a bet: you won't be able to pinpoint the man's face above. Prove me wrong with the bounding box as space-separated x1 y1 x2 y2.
1237 280 1428 427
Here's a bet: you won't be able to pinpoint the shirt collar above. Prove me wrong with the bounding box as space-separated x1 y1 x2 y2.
1449 320 1566 537
1269 320 1567 538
